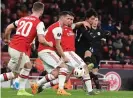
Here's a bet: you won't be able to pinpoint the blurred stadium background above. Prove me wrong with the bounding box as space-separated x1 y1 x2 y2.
1 0 133 98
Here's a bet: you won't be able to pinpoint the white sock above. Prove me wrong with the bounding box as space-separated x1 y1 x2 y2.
42 78 59 89
18 68 31 90
0 74 5 82
0 72 15 82
37 74 55 86
18 77 27 90
58 68 68 89
82 74 93 92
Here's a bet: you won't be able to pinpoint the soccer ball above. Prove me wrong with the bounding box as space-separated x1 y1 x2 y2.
73 67 85 78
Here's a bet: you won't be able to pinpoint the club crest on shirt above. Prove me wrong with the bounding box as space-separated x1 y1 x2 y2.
67 31 74 36
57 33 61 37
97 32 101 35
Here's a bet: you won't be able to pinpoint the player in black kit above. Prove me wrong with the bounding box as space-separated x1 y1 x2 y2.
75 12 110 93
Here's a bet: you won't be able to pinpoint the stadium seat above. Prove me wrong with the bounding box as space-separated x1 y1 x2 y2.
123 64 133 70
1 52 10 67
100 64 112 69
112 64 123 69
70 78 83 89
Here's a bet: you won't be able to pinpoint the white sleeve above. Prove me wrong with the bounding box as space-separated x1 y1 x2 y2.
52 27 62 39
36 22 46 35
71 24 76 29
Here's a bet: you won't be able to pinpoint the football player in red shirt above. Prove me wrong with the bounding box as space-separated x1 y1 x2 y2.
31 11 95 95
31 12 73 96
0 2 52 96
54 12 96 95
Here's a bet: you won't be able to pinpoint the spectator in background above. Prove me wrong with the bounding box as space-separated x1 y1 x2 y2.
119 52 126 64
113 33 123 49
11 13 18 22
130 0 133 19
123 45 131 57
58 0 69 11
102 19 115 33
1 61 10 74
76 3 86 18
114 21 122 35
129 20 133 35
85 1 93 10
115 49 121 61
108 39 113 50
117 1 124 21
119 31 127 45
49 0 60 16
1 33 8 52
129 39 133 56
51 16 58 24
123 4 130 24
5 9 11 18
110 0 118 19
106 49 115 60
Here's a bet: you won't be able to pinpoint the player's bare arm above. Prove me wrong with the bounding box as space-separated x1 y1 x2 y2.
37 22 53 47
73 21 91 29
52 26 69 62
4 23 17 44
38 34 53 47
55 39 69 63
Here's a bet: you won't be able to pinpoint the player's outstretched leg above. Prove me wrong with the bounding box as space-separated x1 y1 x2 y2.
90 72 101 93
17 62 33 96
82 65 98 95
37 78 59 93
31 74 56 94
0 72 15 82
57 67 71 96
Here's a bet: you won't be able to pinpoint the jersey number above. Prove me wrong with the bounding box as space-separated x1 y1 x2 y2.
16 21 33 37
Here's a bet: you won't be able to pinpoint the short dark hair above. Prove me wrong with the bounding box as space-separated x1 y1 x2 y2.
32 2 44 11
85 8 98 19
59 11 75 18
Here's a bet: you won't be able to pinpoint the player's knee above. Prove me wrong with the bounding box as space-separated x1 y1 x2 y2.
59 63 68 68
84 50 92 58
92 68 98 74
84 56 97 67
59 67 68 76
84 56 92 64
51 68 59 78
83 65 89 74
8 62 17 72
24 62 32 69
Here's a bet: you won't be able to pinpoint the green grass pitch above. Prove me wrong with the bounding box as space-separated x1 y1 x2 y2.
1 88 133 98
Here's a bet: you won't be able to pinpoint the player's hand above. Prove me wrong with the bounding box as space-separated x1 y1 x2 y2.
82 21 91 29
48 41 53 47
63 56 70 63
4 39 10 45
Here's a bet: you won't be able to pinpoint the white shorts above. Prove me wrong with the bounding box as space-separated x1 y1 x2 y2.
38 51 62 73
8 47 30 73
64 51 86 71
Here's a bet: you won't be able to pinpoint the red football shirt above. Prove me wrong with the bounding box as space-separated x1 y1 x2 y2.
9 15 45 56
38 21 63 52
61 26 75 51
